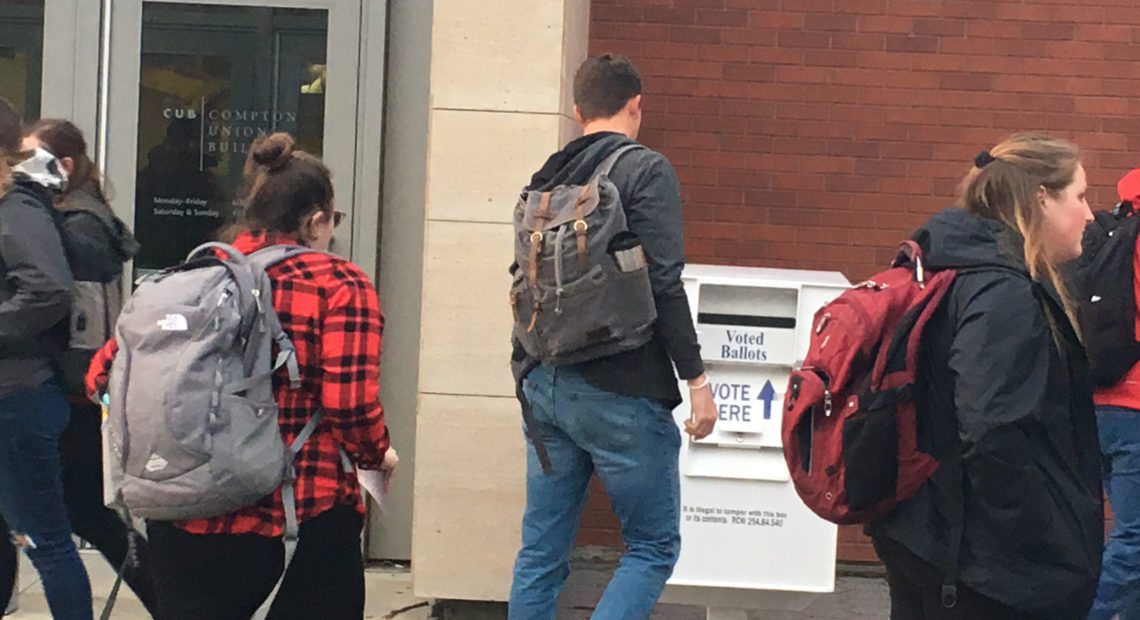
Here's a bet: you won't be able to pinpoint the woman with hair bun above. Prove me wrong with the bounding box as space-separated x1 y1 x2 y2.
88 132 397 620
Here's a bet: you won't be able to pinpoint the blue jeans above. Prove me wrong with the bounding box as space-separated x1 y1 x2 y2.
508 365 681 620
0 380 92 620
1091 405 1140 620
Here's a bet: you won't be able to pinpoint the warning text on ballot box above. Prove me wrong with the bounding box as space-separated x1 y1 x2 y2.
683 504 788 528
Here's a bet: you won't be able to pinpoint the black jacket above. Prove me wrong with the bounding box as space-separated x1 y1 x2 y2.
512 132 703 406
868 208 1103 619
59 186 140 282
0 176 74 395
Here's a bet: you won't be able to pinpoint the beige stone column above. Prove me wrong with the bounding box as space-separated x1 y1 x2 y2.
411 0 591 602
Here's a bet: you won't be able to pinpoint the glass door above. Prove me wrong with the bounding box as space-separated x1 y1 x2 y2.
0 0 45 120
99 0 398 559
102 0 362 272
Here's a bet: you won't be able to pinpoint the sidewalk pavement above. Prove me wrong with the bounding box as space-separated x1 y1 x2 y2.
9 550 889 619
556 556 890 620
7 552 433 619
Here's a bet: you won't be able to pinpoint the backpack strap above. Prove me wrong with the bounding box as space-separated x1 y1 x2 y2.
593 143 644 179
930 455 965 609
251 409 325 620
189 242 297 383
182 241 262 334
96 509 142 620
526 193 553 332
515 358 553 474
186 241 250 264
246 244 345 386
246 244 351 389
571 183 592 274
246 243 342 271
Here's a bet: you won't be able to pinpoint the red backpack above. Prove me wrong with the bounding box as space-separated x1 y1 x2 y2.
782 241 954 525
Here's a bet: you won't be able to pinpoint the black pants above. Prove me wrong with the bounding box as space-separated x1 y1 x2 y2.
148 504 365 620
874 536 1047 620
0 402 159 616
60 402 160 616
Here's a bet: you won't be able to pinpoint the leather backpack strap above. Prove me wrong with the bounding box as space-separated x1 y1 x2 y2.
573 185 589 275
526 192 552 332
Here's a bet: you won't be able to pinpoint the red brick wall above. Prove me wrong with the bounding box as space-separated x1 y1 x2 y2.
581 0 1133 563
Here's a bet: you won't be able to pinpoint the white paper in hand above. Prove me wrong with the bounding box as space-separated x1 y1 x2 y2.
357 468 390 513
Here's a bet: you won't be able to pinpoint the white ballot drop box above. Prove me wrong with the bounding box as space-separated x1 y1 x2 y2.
662 264 850 620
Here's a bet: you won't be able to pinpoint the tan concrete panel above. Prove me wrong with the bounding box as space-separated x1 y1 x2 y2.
431 0 567 113
560 113 582 147
418 220 515 397
560 0 591 119
412 394 526 600
426 109 561 224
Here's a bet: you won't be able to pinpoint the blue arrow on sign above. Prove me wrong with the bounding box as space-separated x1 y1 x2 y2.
758 380 776 420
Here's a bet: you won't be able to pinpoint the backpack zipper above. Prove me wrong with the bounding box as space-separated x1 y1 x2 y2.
818 370 833 417
553 224 569 315
216 290 232 331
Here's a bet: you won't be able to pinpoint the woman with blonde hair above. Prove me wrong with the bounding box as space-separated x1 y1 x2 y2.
867 133 1103 620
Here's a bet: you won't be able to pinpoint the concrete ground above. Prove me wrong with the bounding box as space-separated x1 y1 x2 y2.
558 565 889 619
8 551 889 619
6 552 432 619
433 553 890 619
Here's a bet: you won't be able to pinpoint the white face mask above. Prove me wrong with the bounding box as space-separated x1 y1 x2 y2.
12 147 67 192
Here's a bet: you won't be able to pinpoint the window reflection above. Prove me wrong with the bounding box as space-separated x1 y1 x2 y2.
0 0 44 120
133 3 328 271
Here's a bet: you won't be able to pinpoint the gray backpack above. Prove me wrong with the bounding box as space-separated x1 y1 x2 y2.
101 241 339 618
510 144 657 365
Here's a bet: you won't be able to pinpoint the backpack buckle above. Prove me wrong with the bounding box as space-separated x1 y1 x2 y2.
530 231 543 245
940 584 957 608
573 220 588 232
815 312 830 334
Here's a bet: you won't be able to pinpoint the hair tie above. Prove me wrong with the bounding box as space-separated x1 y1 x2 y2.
974 150 996 168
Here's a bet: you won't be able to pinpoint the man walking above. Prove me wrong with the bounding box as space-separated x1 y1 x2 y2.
508 54 717 620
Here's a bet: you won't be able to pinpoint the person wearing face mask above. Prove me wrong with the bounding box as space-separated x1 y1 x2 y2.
17 119 158 617
0 99 93 619
865 133 1103 620
87 132 397 620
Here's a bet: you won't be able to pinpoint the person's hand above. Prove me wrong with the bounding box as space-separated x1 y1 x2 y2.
684 375 717 439
380 448 399 491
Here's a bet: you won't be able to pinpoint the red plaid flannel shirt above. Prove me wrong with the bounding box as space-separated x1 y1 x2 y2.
87 230 389 536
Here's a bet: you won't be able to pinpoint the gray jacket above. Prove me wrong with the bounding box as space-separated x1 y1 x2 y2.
0 176 74 395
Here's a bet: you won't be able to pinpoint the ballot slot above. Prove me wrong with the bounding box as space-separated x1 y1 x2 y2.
695 284 798 366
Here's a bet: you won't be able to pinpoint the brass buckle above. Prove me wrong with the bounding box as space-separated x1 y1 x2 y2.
530 231 543 244
573 220 588 232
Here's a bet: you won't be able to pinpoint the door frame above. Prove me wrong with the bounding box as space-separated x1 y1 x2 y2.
36 0 101 159
99 0 380 276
